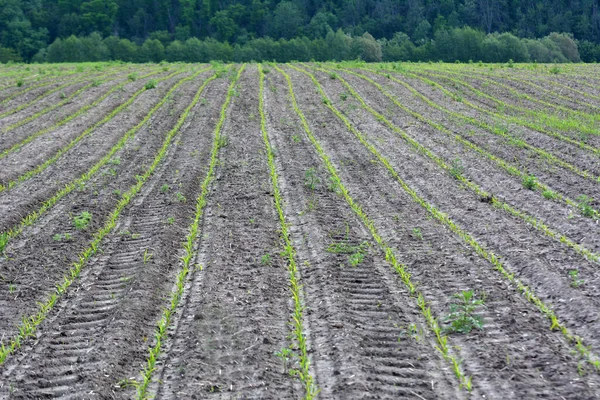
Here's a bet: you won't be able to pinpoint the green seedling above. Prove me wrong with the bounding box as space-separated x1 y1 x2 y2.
217 135 229 149
340 92 348 101
576 195 595 218
275 347 293 374
261 253 272 266
542 190 557 200
0 233 8 254
327 176 341 193
9 284 16 294
16 79 23 87
304 167 320 190
569 270 585 288
444 290 485 334
291 135 301 143
52 233 72 241
161 184 170 193
128 73 137 81
166 217 175 225
143 249 153 264
174 192 186 203
449 158 464 179
412 227 423 240
73 211 92 230
522 175 537 190
59 92 67 99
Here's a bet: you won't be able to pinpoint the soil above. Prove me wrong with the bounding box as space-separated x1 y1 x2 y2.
1 63 600 399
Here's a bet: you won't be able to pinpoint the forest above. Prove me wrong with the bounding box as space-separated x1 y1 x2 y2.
1 0 600 62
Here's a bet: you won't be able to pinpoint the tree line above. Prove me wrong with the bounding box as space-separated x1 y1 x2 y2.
1 0 600 63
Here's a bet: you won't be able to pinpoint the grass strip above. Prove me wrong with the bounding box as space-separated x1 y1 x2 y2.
1 66 156 134
134 66 243 400
0 68 188 193
0 68 216 367
323 66 600 262
0 67 165 161
346 66 600 219
293 64 600 371
259 64 319 399
0 67 208 255
277 64 473 391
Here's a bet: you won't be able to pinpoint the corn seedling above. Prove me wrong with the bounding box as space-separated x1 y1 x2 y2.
259 64 318 399
143 249 153 264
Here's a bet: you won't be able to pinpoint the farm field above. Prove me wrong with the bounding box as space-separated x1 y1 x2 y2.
0 61 599 399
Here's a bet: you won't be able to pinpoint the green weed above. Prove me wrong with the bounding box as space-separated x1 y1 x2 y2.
522 175 537 190
304 167 320 190
569 270 585 288
73 211 92 230
443 290 485 334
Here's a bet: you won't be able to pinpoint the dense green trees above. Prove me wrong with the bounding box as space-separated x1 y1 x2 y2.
1 0 599 63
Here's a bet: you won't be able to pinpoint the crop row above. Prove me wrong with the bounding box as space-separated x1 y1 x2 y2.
322 66 600 261
1 65 155 134
279 64 473 391
0 67 210 365
0 68 186 194
0 67 163 161
291 64 600 381
0 67 204 262
258 64 318 399
383 66 600 180
341 66 600 219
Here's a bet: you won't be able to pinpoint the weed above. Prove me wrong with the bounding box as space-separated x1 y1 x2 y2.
576 195 595 218
275 348 293 374
161 184 170 193
569 270 585 288
128 73 137 81
542 189 557 200
73 211 92 230
412 227 423 240
145 80 157 90
329 72 337 79
109 157 121 165
550 65 561 74
348 251 365 267
217 135 229 149
508 59 514 68
92 80 101 87
291 135 301 143
52 233 72 241
59 92 67 99
522 175 537 190
166 217 175 225
174 192 186 203
304 167 320 190
0 233 8 254
443 290 485 334
9 284 16 294
327 176 341 193
16 78 23 87
327 238 369 267
449 158 464 179
261 253 272 266
340 92 348 101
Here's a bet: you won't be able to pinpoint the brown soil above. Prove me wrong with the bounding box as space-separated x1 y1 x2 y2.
1 64 600 400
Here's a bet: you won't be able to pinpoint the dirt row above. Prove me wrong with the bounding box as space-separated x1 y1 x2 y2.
278 65 600 398
0 72 230 399
363 68 600 202
0 68 202 232
0 65 152 132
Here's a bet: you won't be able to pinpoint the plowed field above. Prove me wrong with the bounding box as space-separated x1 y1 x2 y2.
1 62 599 399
